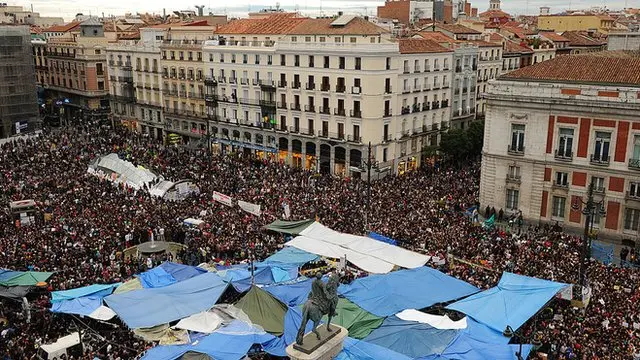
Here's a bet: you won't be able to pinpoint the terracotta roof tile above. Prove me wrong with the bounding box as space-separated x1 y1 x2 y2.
503 39 533 54
501 51 640 86
561 31 607 46
416 31 458 44
215 14 305 34
539 31 570 42
468 39 501 47
44 21 81 33
479 9 511 18
287 17 388 35
398 39 452 54
436 23 481 34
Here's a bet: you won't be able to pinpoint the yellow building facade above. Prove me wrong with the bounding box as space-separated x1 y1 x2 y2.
538 14 615 34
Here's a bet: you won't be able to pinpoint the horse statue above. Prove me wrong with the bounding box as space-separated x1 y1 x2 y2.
295 271 340 345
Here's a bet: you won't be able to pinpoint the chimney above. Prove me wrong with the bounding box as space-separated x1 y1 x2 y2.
338 11 343 16
364 15 369 21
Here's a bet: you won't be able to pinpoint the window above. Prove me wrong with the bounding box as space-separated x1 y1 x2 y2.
624 208 640 231
97 81 104 90
508 165 520 180
506 189 519 210
383 148 388 162
319 37 326 42
242 54 248 64
557 128 574 158
308 56 314 68
335 37 341 43
593 131 611 162
552 196 566 219
386 57 391 70
510 124 525 153
591 176 605 192
355 57 361 70
632 135 640 166
280 54 286 66
339 57 345 70
255 54 260 64
350 37 357 43
295 55 300 67
324 56 330 68
630 182 640 198
305 36 311 42
383 124 389 141
555 172 568 187
291 36 297 42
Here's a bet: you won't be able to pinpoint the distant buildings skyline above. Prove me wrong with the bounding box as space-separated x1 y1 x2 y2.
6 0 637 23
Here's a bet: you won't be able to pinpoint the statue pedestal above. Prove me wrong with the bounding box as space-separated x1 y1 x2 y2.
287 325 347 360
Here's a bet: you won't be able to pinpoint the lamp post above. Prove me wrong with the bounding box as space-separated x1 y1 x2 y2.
361 142 379 232
571 181 607 289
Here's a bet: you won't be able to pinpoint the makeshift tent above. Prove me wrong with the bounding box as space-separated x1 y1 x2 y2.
137 267 177 288
40 332 80 359
174 311 224 334
265 278 313 307
368 232 398 246
263 219 315 235
51 295 105 316
339 267 479 317
87 306 117 321
235 285 288 336
51 283 120 303
447 272 567 333
141 320 280 360
0 271 53 286
363 316 458 358
230 267 276 292
0 269 22 282
299 222 430 270
104 272 228 329
396 310 467 330
262 247 319 267
158 262 207 282
418 332 533 360
113 278 143 294
337 337 412 360
320 298 384 339
134 324 189 345
0 285 33 300
89 153 157 189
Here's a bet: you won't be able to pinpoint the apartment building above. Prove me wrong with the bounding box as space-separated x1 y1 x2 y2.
481 52 640 244
204 14 454 177
107 27 165 138
538 14 616 34
0 25 39 138
41 18 110 122
474 40 502 118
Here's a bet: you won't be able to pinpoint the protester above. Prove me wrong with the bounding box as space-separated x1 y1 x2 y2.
0 122 638 359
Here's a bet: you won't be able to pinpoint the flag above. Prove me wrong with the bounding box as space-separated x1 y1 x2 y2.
483 214 495 228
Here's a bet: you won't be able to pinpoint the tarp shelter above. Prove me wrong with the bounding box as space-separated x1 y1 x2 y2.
158 262 207 282
0 285 33 300
336 337 412 360
104 272 228 329
339 267 479 317
234 285 288 336
51 283 120 302
321 298 384 339
262 247 319 267
263 219 315 235
447 272 567 333
40 332 80 359
50 282 118 316
0 269 22 282
396 310 467 330
89 153 157 190
174 311 224 334
418 332 533 360
140 320 279 360
136 262 207 289
363 316 458 358
368 232 398 246
265 278 313 307
0 271 53 287
299 222 430 270
113 278 143 294
51 296 105 316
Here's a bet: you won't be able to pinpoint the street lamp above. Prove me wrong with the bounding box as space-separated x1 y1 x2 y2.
571 181 607 289
360 142 379 232
503 325 542 360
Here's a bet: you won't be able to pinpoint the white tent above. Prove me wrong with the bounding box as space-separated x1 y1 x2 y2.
89 153 157 190
291 222 430 272
396 309 468 330
173 311 224 334
40 332 80 359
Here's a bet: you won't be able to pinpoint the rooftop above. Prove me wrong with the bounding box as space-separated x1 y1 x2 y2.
287 16 387 35
415 31 458 44
43 21 81 33
561 31 607 46
538 31 570 42
436 23 482 35
398 38 452 54
214 13 305 34
501 51 640 86
503 39 533 54
479 9 511 18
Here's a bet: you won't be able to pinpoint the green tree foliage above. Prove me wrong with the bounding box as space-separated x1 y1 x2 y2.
438 121 485 162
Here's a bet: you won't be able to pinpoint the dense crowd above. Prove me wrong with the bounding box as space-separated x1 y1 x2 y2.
0 123 638 360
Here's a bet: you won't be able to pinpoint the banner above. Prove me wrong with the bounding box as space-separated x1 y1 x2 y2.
238 200 261 216
283 203 291 219
212 191 233 207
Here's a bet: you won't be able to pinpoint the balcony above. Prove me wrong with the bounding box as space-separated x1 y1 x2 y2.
507 145 525 155
385 86 392 94
590 154 610 166
292 82 301 89
455 66 462 73
306 82 316 90
350 109 362 118
334 108 346 117
319 130 329 138
277 101 287 109
626 191 640 201
259 99 276 107
289 126 300 133
204 77 217 86
414 67 421 73
217 76 226 83
351 86 361 95
432 101 440 109
290 103 301 111
229 77 238 84
400 130 410 139
506 174 522 184
384 109 393 117
318 106 330 115
305 104 316 112
554 150 573 162
347 135 362 143
278 80 287 88
422 103 430 111
336 85 346 93
118 76 133 83
552 181 569 190
629 158 640 170
321 83 330 92
593 186 606 194
403 68 410 74
401 106 410 115
441 100 449 108
402 88 411 94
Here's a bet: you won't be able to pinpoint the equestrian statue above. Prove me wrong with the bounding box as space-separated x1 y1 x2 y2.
295 271 340 345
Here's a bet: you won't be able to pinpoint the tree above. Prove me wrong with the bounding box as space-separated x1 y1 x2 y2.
438 120 485 163
467 120 485 156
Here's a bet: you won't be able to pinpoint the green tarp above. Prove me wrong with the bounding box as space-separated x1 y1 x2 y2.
235 285 288 336
0 271 53 287
321 298 384 339
263 219 315 235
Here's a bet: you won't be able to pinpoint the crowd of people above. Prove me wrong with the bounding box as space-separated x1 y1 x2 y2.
0 122 638 359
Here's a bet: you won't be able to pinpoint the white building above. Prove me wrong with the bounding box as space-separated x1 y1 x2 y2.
481 52 640 244
474 41 502 118
204 14 454 177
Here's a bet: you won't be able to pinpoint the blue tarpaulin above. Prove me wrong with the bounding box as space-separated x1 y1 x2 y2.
0 270 22 282
447 272 567 332
140 320 277 360
265 278 313 307
337 337 412 360
51 283 120 302
231 267 276 292
51 296 104 316
363 316 458 358
367 232 398 246
137 267 177 288
262 247 319 266
104 272 228 329
591 241 614 265
339 267 479 317
158 262 207 282
418 332 533 360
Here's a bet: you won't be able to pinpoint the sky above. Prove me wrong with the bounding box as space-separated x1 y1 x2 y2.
10 0 639 22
